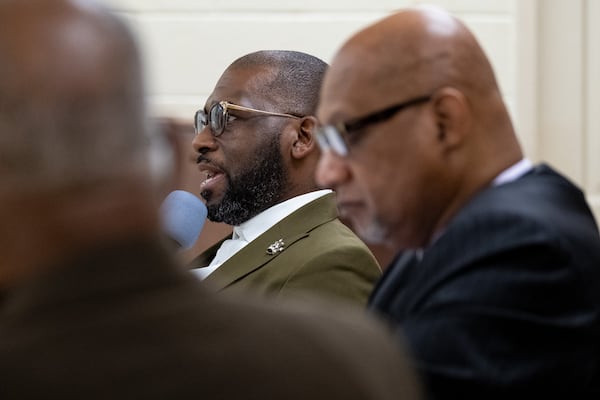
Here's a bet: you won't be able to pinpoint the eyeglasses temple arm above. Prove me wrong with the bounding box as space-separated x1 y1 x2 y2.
223 102 301 119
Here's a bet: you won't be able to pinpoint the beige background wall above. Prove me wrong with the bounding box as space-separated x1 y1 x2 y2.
106 0 600 221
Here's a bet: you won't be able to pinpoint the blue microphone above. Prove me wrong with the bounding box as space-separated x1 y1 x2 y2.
160 190 207 249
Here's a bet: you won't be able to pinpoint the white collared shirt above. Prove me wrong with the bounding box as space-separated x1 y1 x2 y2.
492 158 533 187
192 189 332 279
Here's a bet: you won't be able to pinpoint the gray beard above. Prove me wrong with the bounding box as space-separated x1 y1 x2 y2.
203 135 287 226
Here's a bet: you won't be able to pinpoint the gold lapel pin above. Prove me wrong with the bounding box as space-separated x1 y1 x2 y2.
266 239 285 255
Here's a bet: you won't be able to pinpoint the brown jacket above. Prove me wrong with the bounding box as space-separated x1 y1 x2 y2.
190 193 381 305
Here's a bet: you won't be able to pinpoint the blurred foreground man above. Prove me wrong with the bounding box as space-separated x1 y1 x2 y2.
0 1 422 399
316 5 600 399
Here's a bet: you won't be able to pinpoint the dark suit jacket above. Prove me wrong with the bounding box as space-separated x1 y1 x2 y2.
0 238 421 399
370 164 600 399
190 193 381 305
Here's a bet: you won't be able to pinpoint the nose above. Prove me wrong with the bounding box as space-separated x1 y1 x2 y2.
315 149 351 190
192 125 217 155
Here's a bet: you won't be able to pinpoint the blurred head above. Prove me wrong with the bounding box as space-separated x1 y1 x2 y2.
0 0 154 194
0 0 160 285
192 50 327 225
315 6 522 249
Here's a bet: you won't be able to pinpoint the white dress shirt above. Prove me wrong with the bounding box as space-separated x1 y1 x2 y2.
192 189 332 280
492 158 533 187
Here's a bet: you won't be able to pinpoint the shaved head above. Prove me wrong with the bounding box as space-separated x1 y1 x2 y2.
227 50 328 116
321 5 502 122
316 6 522 249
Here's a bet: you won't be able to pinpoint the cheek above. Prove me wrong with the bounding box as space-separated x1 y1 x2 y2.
352 165 388 218
359 149 421 221
367 175 399 220
220 141 251 173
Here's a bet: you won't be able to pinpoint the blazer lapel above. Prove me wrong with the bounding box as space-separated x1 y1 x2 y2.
369 250 419 311
204 193 338 290
188 235 230 268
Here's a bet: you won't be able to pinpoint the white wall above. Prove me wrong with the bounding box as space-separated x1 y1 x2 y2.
105 0 600 220
538 0 600 219
587 0 600 217
105 0 523 125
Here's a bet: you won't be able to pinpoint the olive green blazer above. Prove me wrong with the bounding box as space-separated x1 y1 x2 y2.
189 193 381 306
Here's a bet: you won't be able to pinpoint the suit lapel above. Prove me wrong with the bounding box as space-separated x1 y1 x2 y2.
204 193 338 290
369 250 419 311
188 235 230 268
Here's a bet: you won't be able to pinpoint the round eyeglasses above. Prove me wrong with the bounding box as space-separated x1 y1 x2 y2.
194 101 301 137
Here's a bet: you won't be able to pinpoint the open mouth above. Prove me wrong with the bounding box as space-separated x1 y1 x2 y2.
201 169 223 188
197 161 226 195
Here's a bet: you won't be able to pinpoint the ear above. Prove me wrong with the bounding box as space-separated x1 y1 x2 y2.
290 116 318 160
431 87 471 150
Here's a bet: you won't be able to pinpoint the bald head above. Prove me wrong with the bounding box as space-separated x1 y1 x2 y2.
322 6 504 119
0 0 149 192
316 6 522 248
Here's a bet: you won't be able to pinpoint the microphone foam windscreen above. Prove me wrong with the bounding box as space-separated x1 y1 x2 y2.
160 190 207 249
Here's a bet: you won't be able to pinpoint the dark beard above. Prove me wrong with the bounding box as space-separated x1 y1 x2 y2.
203 135 287 226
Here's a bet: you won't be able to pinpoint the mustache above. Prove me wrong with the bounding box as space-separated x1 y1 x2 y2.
196 154 210 164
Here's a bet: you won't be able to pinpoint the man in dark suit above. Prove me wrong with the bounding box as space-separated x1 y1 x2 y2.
315 5 600 399
0 1 425 399
189 50 381 305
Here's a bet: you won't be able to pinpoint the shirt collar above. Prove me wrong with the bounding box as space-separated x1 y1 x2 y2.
233 189 332 243
492 158 533 187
